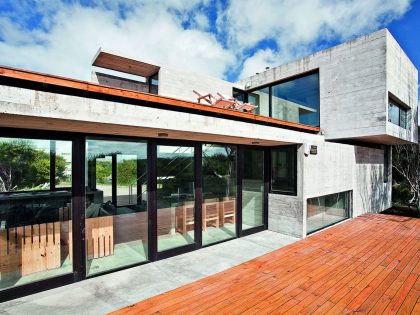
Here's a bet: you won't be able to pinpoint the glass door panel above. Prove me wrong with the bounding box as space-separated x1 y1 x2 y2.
85 139 148 276
242 149 264 230
0 138 73 290
202 144 237 245
157 145 195 252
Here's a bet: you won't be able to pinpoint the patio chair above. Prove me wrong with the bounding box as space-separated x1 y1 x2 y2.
175 202 195 235
193 90 236 110
202 198 219 231
193 90 216 105
216 92 258 113
219 197 236 226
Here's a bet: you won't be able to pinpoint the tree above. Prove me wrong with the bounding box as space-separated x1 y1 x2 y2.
392 144 420 217
0 140 68 192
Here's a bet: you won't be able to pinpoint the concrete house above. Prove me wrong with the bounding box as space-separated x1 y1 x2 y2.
0 28 417 300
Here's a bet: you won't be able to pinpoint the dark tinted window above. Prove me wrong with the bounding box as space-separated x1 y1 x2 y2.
271 146 297 195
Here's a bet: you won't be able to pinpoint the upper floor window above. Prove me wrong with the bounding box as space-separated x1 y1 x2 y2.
248 87 270 117
271 73 320 127
388 99 408 129
244 71 320 128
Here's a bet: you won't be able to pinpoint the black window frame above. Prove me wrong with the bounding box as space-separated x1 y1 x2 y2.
388 98 408 129
244 69 320 128
270 145 297 196
0 127 269 302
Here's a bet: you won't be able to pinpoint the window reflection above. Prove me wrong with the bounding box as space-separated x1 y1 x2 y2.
242 149 264 230
271 73 320 126
202 144 237 245
85 139 148 276
0 138 72 290
388 99 408 129
271 146 296 195
307 191 351 233
248 87 269 116
157 146 195 252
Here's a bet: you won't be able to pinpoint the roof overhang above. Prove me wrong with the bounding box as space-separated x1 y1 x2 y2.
92 49 160 77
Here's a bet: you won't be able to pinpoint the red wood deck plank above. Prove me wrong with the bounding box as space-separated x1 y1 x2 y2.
110 214 419 315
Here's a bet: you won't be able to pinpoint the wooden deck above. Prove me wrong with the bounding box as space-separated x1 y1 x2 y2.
111 214 419 314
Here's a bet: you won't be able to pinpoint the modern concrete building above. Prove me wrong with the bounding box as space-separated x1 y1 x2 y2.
0 28 417 300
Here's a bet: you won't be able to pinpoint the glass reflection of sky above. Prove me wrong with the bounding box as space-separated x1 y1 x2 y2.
86 139 147 160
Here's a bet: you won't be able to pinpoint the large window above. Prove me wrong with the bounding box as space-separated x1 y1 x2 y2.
271 73 319 126
248 87 270 117
307 191 351 233
202 144 237 245
245 72 320 127
85 139 148 276
242 149 264 230
271 146 297 195
388 99 408 129
0 137 73 290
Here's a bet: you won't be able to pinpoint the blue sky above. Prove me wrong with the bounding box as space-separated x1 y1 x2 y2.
0 0 418 85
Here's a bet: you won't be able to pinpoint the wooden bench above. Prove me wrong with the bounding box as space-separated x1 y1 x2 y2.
0 222 61 277
85 216 114 259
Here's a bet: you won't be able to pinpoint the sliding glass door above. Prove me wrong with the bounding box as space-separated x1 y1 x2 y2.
85 139 148 276
0 136 73 291
242 149 265 231
156 145 196 252
202 144 237 245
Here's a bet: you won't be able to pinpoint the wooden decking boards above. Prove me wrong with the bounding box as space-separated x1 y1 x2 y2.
110 214 419 314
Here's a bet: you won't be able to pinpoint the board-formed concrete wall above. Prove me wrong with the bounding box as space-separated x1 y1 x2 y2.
268 142 391 238
268 145 304 238
158 67 242 103
302 142 390 235
0 85 322 145
353 146 392 216
386 31 419 144
238 29 418 145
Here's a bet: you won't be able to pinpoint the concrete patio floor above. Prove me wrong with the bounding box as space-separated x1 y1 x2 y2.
0 231 298 315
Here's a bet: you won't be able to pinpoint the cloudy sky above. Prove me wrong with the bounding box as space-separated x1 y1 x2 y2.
0 0 419 83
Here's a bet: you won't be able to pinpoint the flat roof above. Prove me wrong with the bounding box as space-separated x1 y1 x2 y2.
92 49 160 77
0 65 320 133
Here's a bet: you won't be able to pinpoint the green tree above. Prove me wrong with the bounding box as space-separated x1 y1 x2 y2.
0 140 68 192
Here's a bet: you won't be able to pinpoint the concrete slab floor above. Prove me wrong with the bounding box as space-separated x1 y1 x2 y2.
0 231 299 315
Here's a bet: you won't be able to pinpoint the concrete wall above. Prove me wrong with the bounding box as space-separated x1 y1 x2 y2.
91 72 150 93
0 85 323 146
268 145 304 238
353 146 392 216
238 29 418 145
386 31 419 143
158 67 243 102
302 142 390 234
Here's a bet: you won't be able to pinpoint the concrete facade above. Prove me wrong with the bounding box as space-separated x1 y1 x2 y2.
158 66 242 103
0 29 418 299
237 29 418 145
0 29 417 241
267 142 392 237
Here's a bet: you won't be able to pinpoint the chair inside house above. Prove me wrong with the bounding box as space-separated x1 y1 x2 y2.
220 198 236 226
175 201 195 235
202 198 220 231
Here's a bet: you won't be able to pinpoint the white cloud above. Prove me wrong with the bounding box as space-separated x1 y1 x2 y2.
0 0 414 82
0 1 234 80
221 0 413 79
